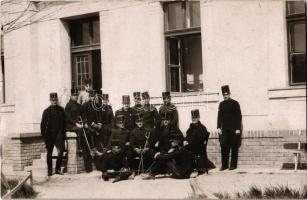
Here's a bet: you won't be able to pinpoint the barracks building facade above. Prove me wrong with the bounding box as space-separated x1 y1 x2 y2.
0 0 306 174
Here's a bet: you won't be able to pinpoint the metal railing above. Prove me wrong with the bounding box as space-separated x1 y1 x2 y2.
2 170 33 199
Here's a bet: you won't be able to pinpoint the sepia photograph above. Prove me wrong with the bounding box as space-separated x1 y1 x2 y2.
0 0 306 199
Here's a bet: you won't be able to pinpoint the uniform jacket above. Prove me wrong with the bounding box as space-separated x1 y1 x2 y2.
107 127 130 149
155 125 184 153
81 100 101 127
217 98 242 131
159 103 179 127
65 99 82 131
40 105 66 149
142 104 161 129
114 108 137 131
101 105 114 132
185 122 210 155
132 104 143 114
130 127 154 149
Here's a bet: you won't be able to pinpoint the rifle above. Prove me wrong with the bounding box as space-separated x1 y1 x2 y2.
78 116 95 159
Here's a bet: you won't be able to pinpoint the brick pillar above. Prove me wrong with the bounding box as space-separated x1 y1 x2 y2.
66 132 84 174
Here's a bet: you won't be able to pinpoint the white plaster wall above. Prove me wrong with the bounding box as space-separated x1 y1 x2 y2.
1 0 306 135
100 2 165 111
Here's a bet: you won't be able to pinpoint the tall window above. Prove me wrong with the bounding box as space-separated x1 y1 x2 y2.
1 33 4 104
286 1 306 85
69 16 101 91
164 1 203 92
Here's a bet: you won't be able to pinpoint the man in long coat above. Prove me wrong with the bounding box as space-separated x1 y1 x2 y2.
41 93 66 176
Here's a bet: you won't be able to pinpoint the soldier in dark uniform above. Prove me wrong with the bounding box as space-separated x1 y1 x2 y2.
64 84 83 155
81 89 102 172
155 113 184 153
217 85 242 170
132 92 143 114
159 92 178 127
40 93 66 176
185 109 210 175
144 140 194 179
114 95 136 132
100 94 114 147
100 115 131 183
141 92 160 130
127 113 155 173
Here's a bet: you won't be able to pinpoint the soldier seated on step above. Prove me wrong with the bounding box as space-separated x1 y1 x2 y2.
127 113 156 173
143 139 194 180
100 115 131 183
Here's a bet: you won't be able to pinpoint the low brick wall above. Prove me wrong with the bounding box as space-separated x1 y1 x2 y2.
2 133 45 171
207 130 307 168
2 129 306 172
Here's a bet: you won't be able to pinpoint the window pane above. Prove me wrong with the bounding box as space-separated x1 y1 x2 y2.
82 22 90 45
287 1 305 15
189 2 200 27
290 22 306 52
182 34 203 92
167 2 185 30
70 21 83 46
291 54 306 83
169 38 180 65
92 20 100 44
170 67 180 92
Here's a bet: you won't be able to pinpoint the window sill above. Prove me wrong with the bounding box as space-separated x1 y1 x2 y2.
151 92 219 106
268 86 306 99
0 104 15 113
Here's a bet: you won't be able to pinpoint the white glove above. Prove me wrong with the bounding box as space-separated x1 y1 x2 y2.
183 140 189 146
76 123 83 128
154 152 161 159
235 129 240 134
217 128 222 135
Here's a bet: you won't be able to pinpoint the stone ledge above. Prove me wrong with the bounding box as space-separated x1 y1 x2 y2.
11 132 41 139
268 86 306 100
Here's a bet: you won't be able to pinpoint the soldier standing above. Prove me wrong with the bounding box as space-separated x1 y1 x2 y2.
81 89 102 172
159 92 178 127
100 94 114 147
64 84 83 155
114 95 136 132
185 109 210 175
132 92 143 114
217 85 242 170
40 93 66 176
141 92 160 130
78 78 92 105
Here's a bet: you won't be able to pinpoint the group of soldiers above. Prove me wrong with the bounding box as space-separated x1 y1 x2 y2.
40 79 242 182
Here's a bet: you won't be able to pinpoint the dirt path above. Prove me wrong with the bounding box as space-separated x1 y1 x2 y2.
34 168 307 199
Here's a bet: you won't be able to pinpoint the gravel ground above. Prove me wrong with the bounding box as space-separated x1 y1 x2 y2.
34 168 307 199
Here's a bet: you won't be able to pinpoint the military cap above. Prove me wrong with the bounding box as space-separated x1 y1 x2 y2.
96 90 102 95
133 92 141 100
221 85 230 95
71 81 78 96
83 78 91 85
122 95 130 104
142 91 150 99
49 92 58 100
191 109 200 118
88 89 95 97
162 92 170 100
102 94 109 100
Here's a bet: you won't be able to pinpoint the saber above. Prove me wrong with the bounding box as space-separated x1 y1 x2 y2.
78 116 94 159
